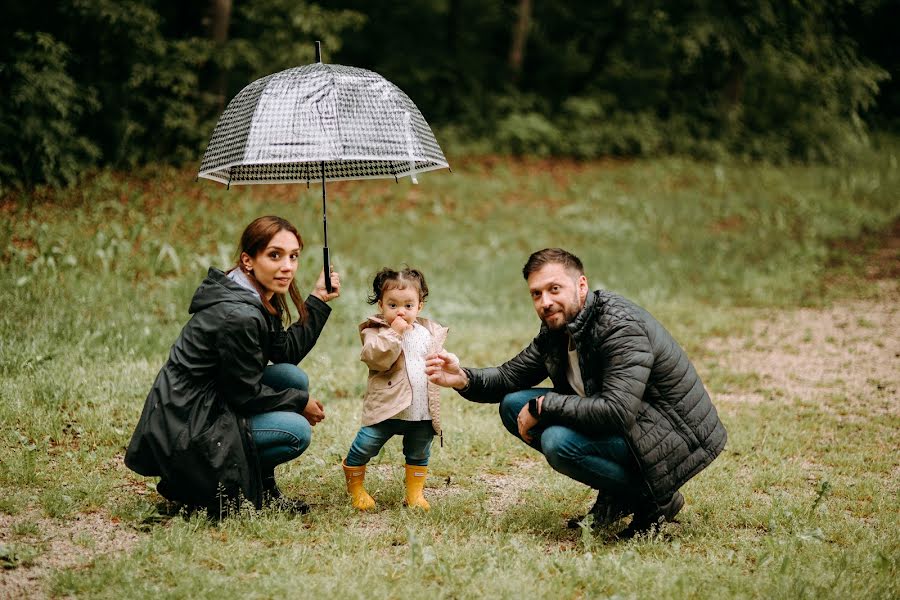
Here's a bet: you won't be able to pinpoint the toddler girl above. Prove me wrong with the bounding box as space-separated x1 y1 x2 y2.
341 267 448 510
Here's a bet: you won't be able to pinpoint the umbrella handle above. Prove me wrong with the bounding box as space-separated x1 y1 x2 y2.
323 247 332 293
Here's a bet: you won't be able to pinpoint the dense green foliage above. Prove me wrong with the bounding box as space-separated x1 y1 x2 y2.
0 0 362 189
0 0 896 188
338 0 894 163
0 154 897 597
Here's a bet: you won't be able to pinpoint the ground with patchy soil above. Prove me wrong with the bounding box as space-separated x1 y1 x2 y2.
707 279 898 414
1 511 141 598
2 235 897 599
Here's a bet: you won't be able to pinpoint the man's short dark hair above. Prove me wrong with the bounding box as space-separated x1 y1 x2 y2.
522 248 584 280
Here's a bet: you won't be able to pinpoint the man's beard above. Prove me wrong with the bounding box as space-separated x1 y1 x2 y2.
541 300 580 330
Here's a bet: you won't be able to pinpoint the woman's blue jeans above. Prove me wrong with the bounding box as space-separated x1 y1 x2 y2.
499 388 640 497
345 420 434 467
250 363 313 474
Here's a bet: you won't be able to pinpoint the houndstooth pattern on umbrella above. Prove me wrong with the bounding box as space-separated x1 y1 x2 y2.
198 63 449 185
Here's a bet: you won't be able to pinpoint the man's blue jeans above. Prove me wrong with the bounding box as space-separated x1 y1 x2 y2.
250 363 313 473
500 388 640 497
345 420 435 467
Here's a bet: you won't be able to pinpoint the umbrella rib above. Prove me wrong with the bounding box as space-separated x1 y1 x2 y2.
326 64 347 164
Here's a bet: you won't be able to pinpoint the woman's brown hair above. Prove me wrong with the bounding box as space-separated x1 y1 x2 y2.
233 216 308 325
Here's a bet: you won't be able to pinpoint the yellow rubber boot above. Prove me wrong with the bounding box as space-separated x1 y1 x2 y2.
403 464 430 511
342 460 375 510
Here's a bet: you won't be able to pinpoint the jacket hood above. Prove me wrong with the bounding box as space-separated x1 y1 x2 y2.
360 314 390 330
359 314 449 346
359 314 442 331
188 267 265 314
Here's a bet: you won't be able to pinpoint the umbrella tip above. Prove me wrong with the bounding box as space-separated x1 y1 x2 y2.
315 41 322 63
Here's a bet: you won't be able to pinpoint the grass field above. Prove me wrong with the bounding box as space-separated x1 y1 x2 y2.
1 146 898 598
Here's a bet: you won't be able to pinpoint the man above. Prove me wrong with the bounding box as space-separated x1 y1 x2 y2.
425 248 726 537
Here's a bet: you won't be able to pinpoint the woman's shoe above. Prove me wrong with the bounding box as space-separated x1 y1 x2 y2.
262 478 310 514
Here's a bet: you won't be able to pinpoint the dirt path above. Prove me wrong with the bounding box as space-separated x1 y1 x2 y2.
706 278 898 415
0 511 141 598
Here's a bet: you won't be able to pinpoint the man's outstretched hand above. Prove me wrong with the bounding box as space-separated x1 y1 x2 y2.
425 351 468 389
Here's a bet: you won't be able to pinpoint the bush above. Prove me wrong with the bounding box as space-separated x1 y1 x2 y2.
0 32 100 191
495 112 561 157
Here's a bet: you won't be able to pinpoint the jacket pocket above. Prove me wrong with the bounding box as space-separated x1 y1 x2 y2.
369 369 404 391
191 413 238 471
169 411 243 504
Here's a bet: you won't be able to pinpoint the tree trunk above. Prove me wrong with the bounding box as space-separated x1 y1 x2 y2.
206 0 232 111
721 54 746 132
508 0 531 84
448 0 462 61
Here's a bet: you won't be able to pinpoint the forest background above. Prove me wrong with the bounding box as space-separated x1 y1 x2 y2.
1 0 899 191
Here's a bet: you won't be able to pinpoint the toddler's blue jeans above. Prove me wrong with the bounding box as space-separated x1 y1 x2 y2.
345 419 434 467
249 363 313 474
499 388 640 497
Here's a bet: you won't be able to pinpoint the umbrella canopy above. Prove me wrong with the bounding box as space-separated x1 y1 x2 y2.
198 63 449 186
198 45 449 291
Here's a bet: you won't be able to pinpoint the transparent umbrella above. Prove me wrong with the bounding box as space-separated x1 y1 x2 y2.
198 42 450 291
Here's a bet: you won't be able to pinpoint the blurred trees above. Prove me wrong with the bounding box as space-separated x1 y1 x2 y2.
0 0 895 190
335 0 892 162
0 0 362 189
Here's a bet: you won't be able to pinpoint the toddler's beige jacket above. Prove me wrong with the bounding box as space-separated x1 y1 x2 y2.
358 316 448 434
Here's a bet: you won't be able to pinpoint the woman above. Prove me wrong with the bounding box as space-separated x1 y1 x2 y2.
125 216 340 517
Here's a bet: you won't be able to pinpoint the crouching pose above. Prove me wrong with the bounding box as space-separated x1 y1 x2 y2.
426 248 726 537
125 216 339 517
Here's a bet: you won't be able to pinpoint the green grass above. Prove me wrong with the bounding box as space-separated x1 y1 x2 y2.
1 145 898 598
